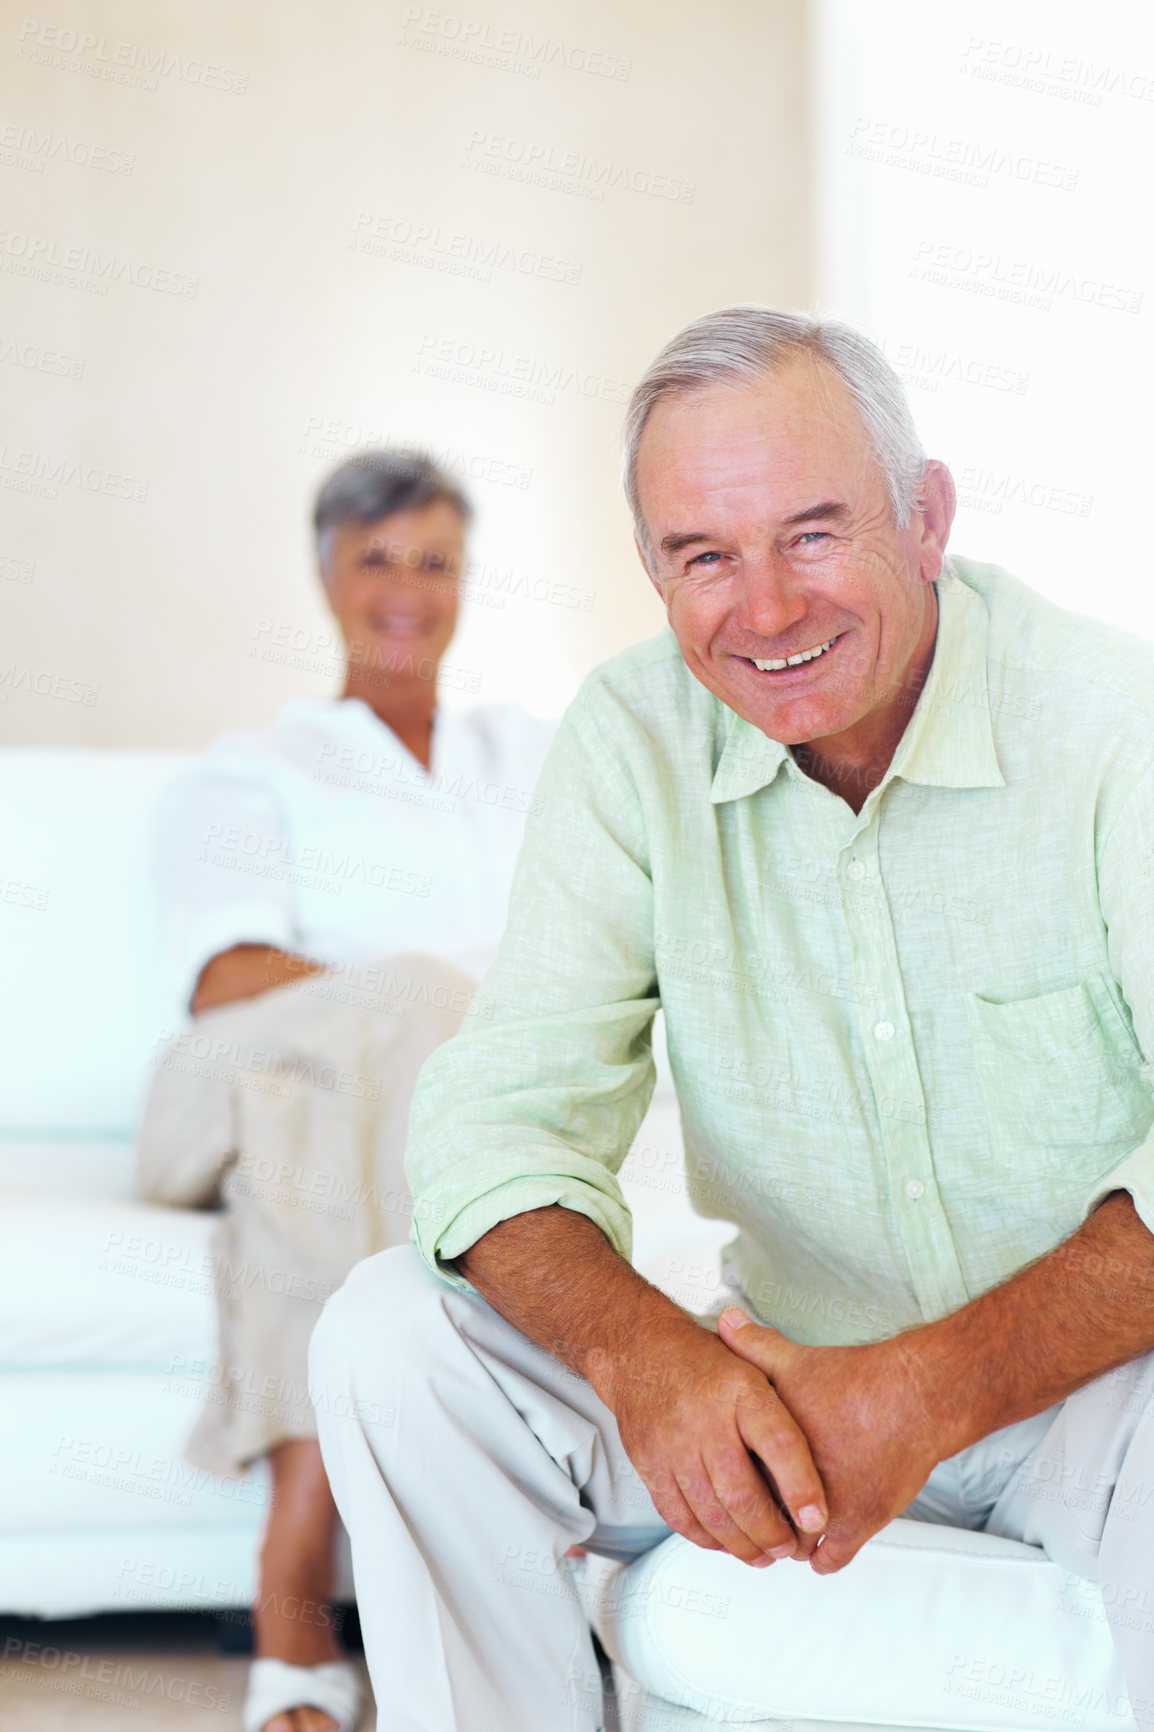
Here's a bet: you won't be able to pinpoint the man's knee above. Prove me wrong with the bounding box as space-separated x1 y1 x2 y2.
308 1243 458 1418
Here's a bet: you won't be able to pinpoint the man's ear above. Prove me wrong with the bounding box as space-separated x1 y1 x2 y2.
914 460 956 582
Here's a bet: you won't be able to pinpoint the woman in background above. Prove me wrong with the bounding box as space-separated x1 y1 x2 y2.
144 451 555 1732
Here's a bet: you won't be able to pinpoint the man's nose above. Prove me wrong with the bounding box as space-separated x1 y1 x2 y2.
735 558 808 643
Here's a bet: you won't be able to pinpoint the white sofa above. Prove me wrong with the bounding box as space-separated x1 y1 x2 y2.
0 746 724 1623
0 748 272 1618
1 747 1135 1730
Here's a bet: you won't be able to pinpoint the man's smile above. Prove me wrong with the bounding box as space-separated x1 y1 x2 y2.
736 631 848 677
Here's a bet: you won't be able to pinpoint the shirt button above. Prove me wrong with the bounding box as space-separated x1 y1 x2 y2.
874 1020 895 1041
906 1179 925 1200
847 861 865 881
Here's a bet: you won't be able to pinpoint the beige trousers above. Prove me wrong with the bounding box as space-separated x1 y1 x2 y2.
138 954 474 1478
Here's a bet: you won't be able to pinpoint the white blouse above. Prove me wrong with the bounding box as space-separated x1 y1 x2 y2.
155 698 557 1009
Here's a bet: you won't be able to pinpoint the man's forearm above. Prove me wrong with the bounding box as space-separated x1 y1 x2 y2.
460 1204 833 1564
914 1190 1154 1456
457 1204 708 1403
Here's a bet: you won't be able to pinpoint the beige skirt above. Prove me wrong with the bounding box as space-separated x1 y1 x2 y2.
137 953 475 1479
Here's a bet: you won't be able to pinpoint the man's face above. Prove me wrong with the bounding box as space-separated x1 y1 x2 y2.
635 356 951 749
322 498 465 677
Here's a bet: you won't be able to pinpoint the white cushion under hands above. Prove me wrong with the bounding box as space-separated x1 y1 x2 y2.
582 1519 1134 1731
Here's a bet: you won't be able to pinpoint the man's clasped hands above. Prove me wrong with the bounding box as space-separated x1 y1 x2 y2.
601 1306 961 1577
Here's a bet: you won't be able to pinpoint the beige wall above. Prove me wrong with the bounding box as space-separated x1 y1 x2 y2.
1 0 812 745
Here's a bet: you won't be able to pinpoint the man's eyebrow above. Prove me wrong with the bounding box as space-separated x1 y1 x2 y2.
658 531 710 557
659 502 851 558
779 500 850 528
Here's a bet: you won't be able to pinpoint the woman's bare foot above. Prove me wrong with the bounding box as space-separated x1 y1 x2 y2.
255 1439 345 1732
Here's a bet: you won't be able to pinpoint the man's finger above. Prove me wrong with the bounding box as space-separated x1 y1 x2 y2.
642 1470 726 1554
737 1386 828 1543
717 1308 790 1372
808 1521 868 1576
717 1312 828 1542
691 1443 801 1563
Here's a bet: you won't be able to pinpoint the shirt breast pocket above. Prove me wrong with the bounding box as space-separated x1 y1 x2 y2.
965 973 1153 1160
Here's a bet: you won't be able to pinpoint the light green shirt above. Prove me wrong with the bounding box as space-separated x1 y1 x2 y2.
407 559 1154 1344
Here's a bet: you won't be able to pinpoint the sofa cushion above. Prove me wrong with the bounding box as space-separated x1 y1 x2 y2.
583 1520 1132 1731
0 1368 268 1532
0 749 191 1136
0 1135 137 1199
0 1197 217 1368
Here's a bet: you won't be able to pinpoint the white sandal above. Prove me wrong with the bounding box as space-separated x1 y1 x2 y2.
243 1658 364 1732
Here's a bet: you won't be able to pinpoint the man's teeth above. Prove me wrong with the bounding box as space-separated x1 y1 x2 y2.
751 637 836 672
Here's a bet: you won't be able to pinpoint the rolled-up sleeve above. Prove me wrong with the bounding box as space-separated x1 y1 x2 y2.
1085 756 1154 1233
155 764 296 1011
407 678 659 1286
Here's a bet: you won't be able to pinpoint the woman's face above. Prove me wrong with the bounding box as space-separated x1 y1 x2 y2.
323 498 466 686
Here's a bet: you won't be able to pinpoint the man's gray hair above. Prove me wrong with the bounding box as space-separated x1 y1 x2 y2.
313 449 473 580
623 307 927 572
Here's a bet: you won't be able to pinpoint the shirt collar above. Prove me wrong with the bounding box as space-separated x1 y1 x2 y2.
709 566 1006 806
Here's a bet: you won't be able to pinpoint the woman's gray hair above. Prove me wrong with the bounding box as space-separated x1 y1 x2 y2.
623 307 927 572
313 449 472 580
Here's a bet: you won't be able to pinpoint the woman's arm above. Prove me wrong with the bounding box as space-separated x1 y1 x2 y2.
190 942 326 1015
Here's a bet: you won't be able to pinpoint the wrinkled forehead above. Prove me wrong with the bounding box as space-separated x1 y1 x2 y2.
635 357 881 526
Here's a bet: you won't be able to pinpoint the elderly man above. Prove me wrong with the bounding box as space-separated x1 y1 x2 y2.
309 308 1154 1730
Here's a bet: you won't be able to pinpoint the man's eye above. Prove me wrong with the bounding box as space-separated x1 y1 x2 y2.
687 550 723 569
797 531 829 547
